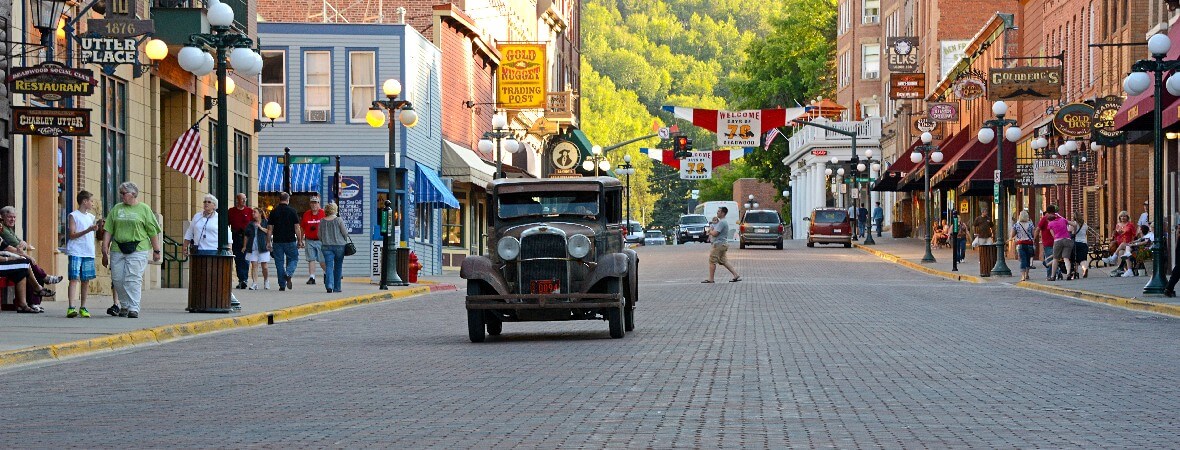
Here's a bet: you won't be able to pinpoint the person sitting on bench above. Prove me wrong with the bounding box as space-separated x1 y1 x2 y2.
1111 225 1153 277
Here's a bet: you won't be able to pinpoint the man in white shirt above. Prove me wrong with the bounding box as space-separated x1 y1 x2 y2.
1139 201 1150 228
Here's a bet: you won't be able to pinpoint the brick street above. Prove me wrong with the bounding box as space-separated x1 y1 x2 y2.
2 242 1179 448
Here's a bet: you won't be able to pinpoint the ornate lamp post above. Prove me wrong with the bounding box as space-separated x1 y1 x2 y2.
1122 32 1180 295
477 113 523 179
31 0 68 53
583 145 611 176
366 78 418 289
616 155 636 226
978 100 1022 277
744 194 759 210
859 150 877 245
912 132 944 263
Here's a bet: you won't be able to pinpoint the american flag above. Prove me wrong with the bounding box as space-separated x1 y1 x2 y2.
764 128 781 151
165 124 205 182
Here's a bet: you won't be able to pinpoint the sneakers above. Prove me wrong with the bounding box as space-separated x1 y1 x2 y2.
1103 255 1117 265
119 309 129 317
79 307 90 318
43 275 63 284
127 310 139 318
307 276 316 285
66 307 78 318
264 280 271 290
237 281 247 289
107 304 121 316
1121 270 1134 278
287 280 293 290
248 283 257 290
1110 269 1124 277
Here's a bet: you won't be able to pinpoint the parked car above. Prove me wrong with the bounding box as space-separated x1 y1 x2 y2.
624 220 645 244
739 209 785 249
806 207 852 248
677 214 710 244
643 230 666 246
459 176 638 342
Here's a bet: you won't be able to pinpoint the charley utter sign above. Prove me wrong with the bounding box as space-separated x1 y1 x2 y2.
988 66 1063 101
496 44 547 109
12 107 92 137
7 61 96 101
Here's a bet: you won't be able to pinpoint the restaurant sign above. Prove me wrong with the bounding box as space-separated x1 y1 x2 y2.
12 107 92 137
928 102 959 122
1053 103 1095 138
988 66 1063 101
6 61 96 101
1092 95 1126 146
889 73 925 99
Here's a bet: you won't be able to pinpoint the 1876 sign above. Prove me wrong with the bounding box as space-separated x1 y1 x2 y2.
87 0 154 38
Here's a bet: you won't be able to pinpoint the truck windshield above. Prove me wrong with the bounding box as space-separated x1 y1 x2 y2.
498 192 600 219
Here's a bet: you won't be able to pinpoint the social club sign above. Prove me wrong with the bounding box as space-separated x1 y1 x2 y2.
6 61 96 101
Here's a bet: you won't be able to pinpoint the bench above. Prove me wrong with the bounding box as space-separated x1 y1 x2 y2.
0 277 15 311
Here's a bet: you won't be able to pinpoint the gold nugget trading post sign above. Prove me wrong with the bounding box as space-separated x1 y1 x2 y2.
497 44 547 109
12 107 92 137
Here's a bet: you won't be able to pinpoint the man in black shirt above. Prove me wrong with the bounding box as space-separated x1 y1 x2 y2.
266 192 304 291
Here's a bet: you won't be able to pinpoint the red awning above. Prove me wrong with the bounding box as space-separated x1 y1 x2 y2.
1114 25 1180 131
930 135 992 189
956 144 1017 197
871 138 921 191
899 131 966 191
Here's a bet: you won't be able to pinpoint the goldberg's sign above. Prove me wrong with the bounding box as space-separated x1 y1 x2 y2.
717 110 761 147
1054 103 1096 138
887 37 919 73
989 66 1063 101
1092 95 1126 146
12 107 92 137
889 73 925 99
79 38 140 65
7 62 96 100
496 44 547 109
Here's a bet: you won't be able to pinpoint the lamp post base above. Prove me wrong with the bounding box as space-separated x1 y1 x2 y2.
863 232 876 245
921 237 937 263
990 243 1013 276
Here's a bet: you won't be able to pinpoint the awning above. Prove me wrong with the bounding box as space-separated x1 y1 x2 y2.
956 144 1017 197
930 134 991 189
258 156 323 193
871 138 921 191
441 140 495 189
415 164 460 209
1115 25 1180 131
899 131 963 191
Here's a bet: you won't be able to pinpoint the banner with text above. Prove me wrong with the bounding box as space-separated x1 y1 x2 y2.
717 110 761 147
338 176 364 234
680 152 713 180
496 44 547 109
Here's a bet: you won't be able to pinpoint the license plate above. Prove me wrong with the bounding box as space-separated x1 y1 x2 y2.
755 227 768 233
834 228 841 233
530 279 560 294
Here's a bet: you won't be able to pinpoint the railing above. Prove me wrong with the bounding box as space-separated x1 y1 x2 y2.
787 117 882 157
162 234 189 288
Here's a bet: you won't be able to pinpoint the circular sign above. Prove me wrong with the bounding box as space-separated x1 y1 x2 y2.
550 141 580 170
915 117 937 132
658 127 670 139
953 78 986 100
1053 102 1096 138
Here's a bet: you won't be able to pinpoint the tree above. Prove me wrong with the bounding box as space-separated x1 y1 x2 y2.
696 160 755 202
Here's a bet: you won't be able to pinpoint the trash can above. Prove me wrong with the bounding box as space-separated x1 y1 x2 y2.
978 244 997 277
396 247 411 284
891 221 909 238
187 254 234 313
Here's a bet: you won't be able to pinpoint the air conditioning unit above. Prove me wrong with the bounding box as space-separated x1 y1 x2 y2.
864 72 880 80
863 15 879 24
306 109 330 122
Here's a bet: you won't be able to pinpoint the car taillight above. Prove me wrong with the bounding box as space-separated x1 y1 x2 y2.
740 224 746 232
777 224 784 233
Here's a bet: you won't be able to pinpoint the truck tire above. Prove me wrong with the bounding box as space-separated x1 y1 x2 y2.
844 242 852 248
467 310 486 343
606 278 625 339
486 319 502 335
807 241 815 248
776 240 784 250
625 259 638 332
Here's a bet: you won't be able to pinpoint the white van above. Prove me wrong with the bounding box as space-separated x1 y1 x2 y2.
694 201 740 242
624 220 645 244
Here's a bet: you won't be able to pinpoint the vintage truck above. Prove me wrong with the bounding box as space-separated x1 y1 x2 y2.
460 176 639 342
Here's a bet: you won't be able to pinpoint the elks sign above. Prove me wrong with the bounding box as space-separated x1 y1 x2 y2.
887 37 919 73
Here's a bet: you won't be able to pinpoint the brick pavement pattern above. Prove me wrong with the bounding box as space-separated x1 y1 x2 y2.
2 241 1179 447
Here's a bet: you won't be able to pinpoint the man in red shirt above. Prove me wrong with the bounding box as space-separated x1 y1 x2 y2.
1034 205 1060 279
229 193 253 289
301 197 326 285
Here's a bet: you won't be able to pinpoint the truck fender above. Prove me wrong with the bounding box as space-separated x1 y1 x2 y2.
459 255 510 295
585 253 629 291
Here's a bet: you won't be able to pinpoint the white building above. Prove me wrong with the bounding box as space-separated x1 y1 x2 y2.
783 118 888 239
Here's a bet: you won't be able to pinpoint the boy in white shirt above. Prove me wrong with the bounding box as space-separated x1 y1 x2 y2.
66 191 102 318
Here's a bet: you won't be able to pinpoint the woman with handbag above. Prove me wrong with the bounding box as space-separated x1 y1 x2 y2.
318 202 351 293
101 181 162 318
242 207 271 290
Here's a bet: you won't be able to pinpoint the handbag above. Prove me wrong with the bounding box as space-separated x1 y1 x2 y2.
116 240 140 254
341 219 356 256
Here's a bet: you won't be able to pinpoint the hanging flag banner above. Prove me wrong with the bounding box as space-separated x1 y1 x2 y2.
717 110 761 147
1054 103 1096 138
1092 95 1126 146
680 152 712 180
989 66 1063 101
496 43 547 109
12 107 92 136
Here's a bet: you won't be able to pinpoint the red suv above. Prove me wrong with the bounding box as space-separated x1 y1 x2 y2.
806 208 852 248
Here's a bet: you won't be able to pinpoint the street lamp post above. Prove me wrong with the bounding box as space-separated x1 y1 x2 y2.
366 78 419 289
912 132 944 263
860 150 876 245
978 100 1021 277
744 194 760 210
1122 32 1180 295
616 155 636 226
583 145 611 176
477 113 523 179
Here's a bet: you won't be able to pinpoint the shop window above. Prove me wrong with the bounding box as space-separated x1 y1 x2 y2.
443 202 465 247
416 203 434 243
100 75 127 210
260 50 286 121
349 51 376 122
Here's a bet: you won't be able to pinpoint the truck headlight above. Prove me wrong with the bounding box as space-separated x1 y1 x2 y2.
568 234 591 259
497 236 521 261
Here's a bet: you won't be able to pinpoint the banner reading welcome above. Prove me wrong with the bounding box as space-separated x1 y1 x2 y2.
496 43 547 109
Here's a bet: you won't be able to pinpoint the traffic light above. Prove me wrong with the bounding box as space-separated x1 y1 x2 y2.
673 135 690 159
684 137 694 152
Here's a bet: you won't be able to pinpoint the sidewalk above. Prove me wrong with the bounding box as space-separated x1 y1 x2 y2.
856 236 1180 317
0 275 459 368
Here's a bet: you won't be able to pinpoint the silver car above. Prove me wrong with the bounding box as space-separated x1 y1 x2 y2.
739 209 784 249
643 230 666 246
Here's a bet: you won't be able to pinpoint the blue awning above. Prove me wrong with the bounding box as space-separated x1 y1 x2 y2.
415 164 460 209
258 156 323 193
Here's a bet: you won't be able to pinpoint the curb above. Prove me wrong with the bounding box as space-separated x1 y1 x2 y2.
855 244 985 283
0 284 457 370
1015 281 1180 318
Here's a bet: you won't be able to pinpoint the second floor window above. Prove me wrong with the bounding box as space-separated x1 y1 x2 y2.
304 51 331 115
234 131 250 198
349 51 376 122
862 44 880 79
261 50 286 121
101 75 127 209
863 0 880 23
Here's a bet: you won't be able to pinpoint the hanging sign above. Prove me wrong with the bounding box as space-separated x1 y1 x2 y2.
927 102 959 122
679 152 712 180
545 91 573 120
989 66 1063 101
87 0 154 38
889 73 925 99
496 43 547 109
12 107 92 136
1032 158 1068 185
717 110 761 147
1054 103 1096 138
7 61 96 100
1092 95 1126 146
887 37 920 73
79 37 141 65
338 176 364 234
953 77 986 100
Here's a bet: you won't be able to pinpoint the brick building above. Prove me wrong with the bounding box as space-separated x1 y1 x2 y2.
733 178 786 218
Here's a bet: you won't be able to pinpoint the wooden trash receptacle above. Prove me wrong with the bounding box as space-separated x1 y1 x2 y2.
187 254 233 313
978 245 997 277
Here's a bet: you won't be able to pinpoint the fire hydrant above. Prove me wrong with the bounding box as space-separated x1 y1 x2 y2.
408 250 422 283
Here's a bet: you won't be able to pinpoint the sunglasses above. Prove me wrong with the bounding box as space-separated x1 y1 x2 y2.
203 201 213 203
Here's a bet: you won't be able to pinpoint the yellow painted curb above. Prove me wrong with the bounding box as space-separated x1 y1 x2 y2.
855 244 985 283
0 286 440 370
1015 281 1180 318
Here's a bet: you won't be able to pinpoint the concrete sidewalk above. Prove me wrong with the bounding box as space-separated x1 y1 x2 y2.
855 236 1180 317
0 275 459 368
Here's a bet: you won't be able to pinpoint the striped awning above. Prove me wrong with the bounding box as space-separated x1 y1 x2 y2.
415 164 460 209
258 156 323 193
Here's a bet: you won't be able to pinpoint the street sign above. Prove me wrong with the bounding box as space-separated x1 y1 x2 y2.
993 169 1001 183
855 177 871 183
658 127 670 139
850 189 859 199
278 156 331 164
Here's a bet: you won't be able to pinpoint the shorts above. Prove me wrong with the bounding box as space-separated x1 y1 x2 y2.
1052 239 1075 262
68 256 96 281
246 251 271 263
304 240 324 262
709 244 729 265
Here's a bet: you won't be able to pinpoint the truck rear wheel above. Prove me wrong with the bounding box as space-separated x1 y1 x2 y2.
487 319 502 335
606 277 625 339
467 310 486 343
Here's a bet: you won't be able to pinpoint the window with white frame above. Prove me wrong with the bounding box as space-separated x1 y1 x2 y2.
840 1 851 34
862 103 880 118
304 51 331 115
260 50 286 121
349 51 375 122
863 0 880 23
862 44 880 79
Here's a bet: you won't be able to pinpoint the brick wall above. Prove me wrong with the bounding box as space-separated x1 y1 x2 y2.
733 178 786 218
258 0 460 37
438 19 496 156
